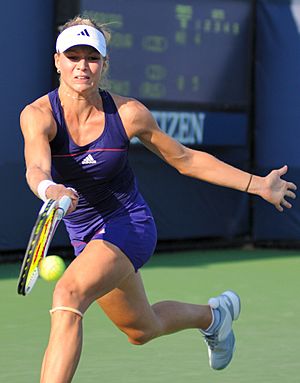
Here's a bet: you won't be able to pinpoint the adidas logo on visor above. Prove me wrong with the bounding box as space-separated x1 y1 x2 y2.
77 29 90 37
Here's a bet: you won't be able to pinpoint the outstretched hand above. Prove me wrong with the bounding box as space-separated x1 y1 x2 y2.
262 165 297 212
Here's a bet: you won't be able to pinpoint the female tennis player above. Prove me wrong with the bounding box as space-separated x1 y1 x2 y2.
20 16 297 383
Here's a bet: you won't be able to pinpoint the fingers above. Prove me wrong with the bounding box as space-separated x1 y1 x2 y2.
64 188 79 214
57 186 78 200
281 198 292 209
278 183 297 210
280 181 297 210
287 181 297 192
277 164 288 176
276 196 293 212
67 187 79 196
275 200 289 212
285 190 296 200
276 204 284 212
66 187 79 203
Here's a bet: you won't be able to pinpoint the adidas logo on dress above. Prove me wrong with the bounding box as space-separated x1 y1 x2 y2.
81 154 96 165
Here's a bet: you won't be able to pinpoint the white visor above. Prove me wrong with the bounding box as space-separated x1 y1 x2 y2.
56 25 106 57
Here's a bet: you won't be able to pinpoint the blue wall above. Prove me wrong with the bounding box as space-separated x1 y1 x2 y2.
254 0 300 240
2 0 300 253
0 1 69 250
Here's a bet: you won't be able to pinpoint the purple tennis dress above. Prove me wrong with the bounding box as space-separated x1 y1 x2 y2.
48 89 157 271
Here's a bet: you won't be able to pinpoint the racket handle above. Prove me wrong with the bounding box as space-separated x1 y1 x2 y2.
57 195 72 217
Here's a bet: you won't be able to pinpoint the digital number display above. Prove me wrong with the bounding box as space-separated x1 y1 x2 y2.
80 0 252 106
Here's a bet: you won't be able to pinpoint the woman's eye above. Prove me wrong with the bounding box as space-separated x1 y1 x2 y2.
65 54 100 62
67 56 79 61
89 56 100 61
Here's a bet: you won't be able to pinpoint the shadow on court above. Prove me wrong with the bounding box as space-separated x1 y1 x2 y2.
146 248 300 268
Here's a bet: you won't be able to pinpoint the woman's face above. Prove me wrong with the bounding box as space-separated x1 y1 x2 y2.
55 45 104 93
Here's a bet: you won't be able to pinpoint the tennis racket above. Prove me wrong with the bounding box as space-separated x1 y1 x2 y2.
17 195 71 296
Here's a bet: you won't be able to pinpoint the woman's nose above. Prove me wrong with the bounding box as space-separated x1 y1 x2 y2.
76 58 87 70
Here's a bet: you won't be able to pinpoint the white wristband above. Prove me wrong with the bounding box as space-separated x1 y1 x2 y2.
37 180 57 201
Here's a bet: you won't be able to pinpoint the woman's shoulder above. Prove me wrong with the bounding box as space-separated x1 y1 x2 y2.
108 92 151 120
20 93 56 133
21 94 53 120
107 92 156 137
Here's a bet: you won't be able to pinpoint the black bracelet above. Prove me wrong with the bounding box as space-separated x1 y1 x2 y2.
245 174 253 192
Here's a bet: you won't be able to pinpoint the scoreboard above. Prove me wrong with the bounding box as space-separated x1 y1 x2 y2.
80 0 253 108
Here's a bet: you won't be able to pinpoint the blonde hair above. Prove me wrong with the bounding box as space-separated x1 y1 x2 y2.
59 15 111 88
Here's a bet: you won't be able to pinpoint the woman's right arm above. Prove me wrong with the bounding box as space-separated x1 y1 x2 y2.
20 104 78 210
20 104 55 195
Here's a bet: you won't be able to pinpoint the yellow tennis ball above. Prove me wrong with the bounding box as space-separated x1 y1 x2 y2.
39 255 66 282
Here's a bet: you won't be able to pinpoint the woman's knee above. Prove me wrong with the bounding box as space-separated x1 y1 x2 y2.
126 326 161 345
52 277 82 307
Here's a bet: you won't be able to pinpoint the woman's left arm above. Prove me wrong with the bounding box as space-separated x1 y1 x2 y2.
128 101 296 212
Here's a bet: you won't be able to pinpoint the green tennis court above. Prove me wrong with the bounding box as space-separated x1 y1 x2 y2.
1 248 299 382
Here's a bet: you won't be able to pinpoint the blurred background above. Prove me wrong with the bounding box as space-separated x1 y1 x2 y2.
2 0 300 258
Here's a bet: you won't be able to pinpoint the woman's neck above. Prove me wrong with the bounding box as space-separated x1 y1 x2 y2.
60 89 87 100
58 85 101 109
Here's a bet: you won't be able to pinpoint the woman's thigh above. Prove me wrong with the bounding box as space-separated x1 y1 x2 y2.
52 239 136 313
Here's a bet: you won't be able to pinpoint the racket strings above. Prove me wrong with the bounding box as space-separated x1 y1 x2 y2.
27 209 56 279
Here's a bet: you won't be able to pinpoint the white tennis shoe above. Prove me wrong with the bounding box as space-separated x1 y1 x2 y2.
200 290 241 370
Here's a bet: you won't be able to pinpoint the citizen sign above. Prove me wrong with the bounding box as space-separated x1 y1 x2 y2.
131 111 205 145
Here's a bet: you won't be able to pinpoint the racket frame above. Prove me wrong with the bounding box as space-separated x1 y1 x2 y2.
17 196 70 295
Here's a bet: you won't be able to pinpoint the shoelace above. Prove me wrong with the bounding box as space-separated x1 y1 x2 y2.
203 331 219 351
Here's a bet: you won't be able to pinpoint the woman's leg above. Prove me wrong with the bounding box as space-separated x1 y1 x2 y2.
98 271 213 345
98 271 240 371
40 240 135 383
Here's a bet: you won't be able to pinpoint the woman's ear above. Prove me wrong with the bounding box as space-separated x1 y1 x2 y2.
54 53 60 73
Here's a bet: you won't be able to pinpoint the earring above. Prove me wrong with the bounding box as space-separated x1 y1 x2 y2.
57 68 61 74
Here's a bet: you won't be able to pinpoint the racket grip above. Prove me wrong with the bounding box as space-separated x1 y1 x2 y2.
58 195 72 217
